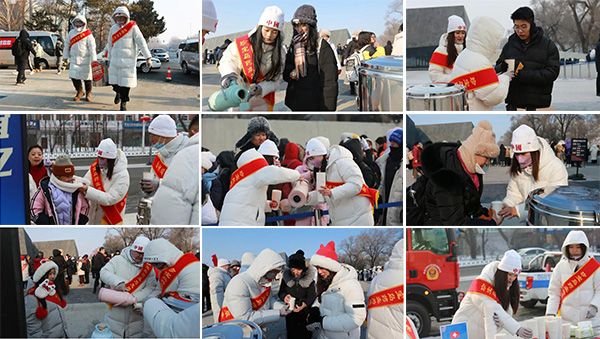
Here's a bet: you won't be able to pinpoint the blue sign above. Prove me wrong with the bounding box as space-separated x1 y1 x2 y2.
440 322 468 339
0 114 28 224
123 121 144 129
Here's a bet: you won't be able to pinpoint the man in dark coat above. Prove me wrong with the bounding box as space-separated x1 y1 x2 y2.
52 249 68 296
202 263 211 312
384 40 393 55
596 33 600 96
81 254 91 284
232 116 279 172
495 7 560 110
279 250 316 339
91 247 107 293
420 121 503 226
13 29 35 85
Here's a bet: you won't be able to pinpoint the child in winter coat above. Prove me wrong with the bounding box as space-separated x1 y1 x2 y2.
294 137 329 226
429 15 467 83
25 261 69 338
30 155 89 225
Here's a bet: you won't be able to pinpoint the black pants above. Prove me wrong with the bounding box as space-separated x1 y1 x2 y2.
202 287 211 312
92 269 104 293
285 311 312 339
16 59 28 83
506 103 540 111
596 74 599 95
34 57 42 69
72 79 92 93
84 270 90 284
112 85 131 102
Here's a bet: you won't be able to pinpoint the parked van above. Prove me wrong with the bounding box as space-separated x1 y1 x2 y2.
0 31 61 68
178 38 199 74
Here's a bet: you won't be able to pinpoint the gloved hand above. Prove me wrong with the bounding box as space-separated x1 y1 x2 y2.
248 84 263 98
306 322 321 332
220 73 239 89
587 305 598 318
498 61 508 73
360 137 370 151
114 282 128 292
493 313 501 327
279 305 292 316
516 327 533 339
140 178 159 193
146 58 152 69
306 307 323 324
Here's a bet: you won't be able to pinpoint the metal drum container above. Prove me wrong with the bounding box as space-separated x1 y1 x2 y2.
136 196 153 225
358 56 403 111
406 83 467 111
203 320 263 339
526 186 600 226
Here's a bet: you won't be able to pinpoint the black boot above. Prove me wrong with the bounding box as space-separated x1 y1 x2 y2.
114 92 121 104
120 101 127 111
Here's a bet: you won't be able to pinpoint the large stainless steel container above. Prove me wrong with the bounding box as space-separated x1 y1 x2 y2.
358 56 403 111
203 320 263 339
526 186 600 226
406 83 467 111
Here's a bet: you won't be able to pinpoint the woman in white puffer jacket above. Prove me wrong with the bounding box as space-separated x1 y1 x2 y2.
306 145 374 226
428 15 467 83
452 250 533 339
546 231 600 334
107 6 152 111
499 125 568 223
450 16 512 111
63 14 96 102
307 241 366 339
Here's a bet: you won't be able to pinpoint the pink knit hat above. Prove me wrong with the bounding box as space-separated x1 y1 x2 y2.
310 241 342 272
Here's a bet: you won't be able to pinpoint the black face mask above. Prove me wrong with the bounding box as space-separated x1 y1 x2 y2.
389 146 402 160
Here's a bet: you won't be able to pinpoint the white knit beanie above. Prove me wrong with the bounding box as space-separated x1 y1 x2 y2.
218 258 230 267
258 6 284 32
498 250 522 274
148 115 177 138
131 236 150 252
201 152 213 171
305 138 327 157
257 139 279 157
511 125 539 153
447 15 467 33
202 0 218 33
97 138 117 159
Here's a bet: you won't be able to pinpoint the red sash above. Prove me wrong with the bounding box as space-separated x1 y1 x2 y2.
429 51 452 69
450 67 499 91
89 159 127 225
558 257 600 314
235 35 276 110
367 284 403 310
158 253 199 294
326 181 379 208
467 278 500 303
26 287 65 308
218 286 271 322
70 29 92 48
229 158 269 190
152 154 168 179
112 21 136 45
406 317 418 339
126 262 153 293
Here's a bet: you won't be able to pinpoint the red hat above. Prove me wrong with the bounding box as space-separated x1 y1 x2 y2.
52 155 74 177
310 241 342 272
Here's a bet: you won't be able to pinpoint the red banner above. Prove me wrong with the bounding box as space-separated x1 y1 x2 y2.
90 159 127 225
326 181 379 208
91 61 104 82
429 51 452 69
158 253 199 294
467 278 500 303
558 257 600 314
112 21 136 45
229 158 269 190
70 29 92 47
367 284 403 310
450 67 499 92
218 286 272 322
0 37 16 49
126 262 153 293
152 154 168 179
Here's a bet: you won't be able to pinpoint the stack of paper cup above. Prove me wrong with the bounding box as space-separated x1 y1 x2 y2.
265 200 273 213
535 316 547 338
547 318 561 339
561 323 571 338
524 319 539 339
506 59 515 72
316 173 326 203
289 180 309 207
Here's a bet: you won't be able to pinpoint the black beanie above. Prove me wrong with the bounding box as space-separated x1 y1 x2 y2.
288 250 306 269
292 5 317 27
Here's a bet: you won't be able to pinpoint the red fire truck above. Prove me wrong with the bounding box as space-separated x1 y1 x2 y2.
407 228 460 337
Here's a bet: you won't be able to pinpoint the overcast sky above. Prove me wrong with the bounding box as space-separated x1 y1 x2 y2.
149 0 200 42
25 227 111 257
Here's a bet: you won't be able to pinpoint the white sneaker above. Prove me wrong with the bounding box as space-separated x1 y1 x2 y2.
29 70 35 75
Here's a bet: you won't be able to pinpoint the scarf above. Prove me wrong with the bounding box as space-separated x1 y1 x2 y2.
49 174 84 194
292 32 308 78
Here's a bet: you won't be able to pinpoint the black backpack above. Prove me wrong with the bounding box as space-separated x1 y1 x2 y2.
405 175 429 226
11 39 22 57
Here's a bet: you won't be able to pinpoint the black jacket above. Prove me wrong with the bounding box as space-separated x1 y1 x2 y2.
278 266 317 311
421 143 495 226
341 138 377 188
91 252 107 272
596 36 600 72
495 27 560 108
284 37 339 111
14 29 35 63
31 177 89 225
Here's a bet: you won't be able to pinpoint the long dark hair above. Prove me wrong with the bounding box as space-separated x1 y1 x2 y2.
446 32 465 67
34 268 63 310
292 24 318 54
249 25 283 82
316 270 337 302
509 150 540 181
96 158 116 180
27 145 44 171
357 31 374 51
493 269 519 314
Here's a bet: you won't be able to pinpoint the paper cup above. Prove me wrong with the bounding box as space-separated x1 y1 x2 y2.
142 172 154 180
265 200 272 213
316 173 326 203
271 189 282 210
491 201 503 218
288 297 296 310
506 59 515 72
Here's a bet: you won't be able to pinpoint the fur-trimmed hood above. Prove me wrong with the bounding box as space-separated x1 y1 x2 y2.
282 265 316 288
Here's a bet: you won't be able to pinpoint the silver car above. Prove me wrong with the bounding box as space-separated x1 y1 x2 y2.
179 38 199 74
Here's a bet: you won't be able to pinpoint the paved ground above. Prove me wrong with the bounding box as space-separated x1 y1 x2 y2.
406 70 600 111
201 65 360 111
202 280 371 339
0 54 199 111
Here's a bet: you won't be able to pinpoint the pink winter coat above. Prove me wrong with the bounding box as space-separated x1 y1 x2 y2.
294 164 328 226
31 177 90 225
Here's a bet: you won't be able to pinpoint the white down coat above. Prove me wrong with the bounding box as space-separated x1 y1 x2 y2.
313 263 366 339
151 133 199 225
450 16 511 111
83 149 130 225
502 137 568 222
107 6 151 88
208 266 231 323
546 231 600 334
24 279 69 338
142 238 200 295
63 15 97 81
219 149 302 226
143 299 200 338
428 33 464 83
100 247 157 338
452 262 521 338
221 248 285 325
307 145 374 226
366 241 404 339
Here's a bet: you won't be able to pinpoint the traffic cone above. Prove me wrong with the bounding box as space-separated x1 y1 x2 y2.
165 67 172 82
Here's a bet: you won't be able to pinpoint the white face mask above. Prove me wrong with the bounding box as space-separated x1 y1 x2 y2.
475 163 486 175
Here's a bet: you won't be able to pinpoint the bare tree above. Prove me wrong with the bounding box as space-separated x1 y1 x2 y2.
338 235 367 269
103 232 126 254
378 0 403 47
552 114 583 141
357 229 400 268
0 0 32 31
165 228 199 253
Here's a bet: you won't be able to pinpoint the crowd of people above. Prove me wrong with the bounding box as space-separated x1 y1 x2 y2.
21 236 200 338
201 116 403 226
203 239 404 338
27 114 199 225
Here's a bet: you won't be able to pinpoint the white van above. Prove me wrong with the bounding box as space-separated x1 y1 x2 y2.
0 31 61 68
178 38 199 74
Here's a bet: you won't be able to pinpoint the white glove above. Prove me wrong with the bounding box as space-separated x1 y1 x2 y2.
140 178 159 193
306 322 321 332
516 327 533 339
493 313 501 327
360 137 370 151
279 305 292 316
248 84 263 98
587 305 598 318
146 58 152 69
